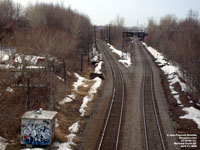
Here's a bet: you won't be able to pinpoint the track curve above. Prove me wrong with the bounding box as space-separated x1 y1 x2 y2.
96 40 125 150
138 41 166 150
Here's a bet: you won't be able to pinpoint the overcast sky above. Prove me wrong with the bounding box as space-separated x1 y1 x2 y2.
14 0 200 27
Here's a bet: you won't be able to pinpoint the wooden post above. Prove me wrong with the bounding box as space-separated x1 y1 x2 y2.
49 67 54 111
63 60 66 83
26 78 30 111
81 54 83 72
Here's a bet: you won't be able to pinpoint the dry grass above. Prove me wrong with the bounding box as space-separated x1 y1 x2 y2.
54 58 104 148
160 71 200 148
0 54 103 149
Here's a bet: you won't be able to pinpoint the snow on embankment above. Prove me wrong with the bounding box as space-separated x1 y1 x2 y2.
107 43 132 67
79 75 102 116
142 43 186 106
54 121 80 150
180 107 200 129
142 42 200 129
0 136 7 150
57 59 103 149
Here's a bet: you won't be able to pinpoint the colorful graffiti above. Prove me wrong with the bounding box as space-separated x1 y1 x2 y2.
22 120 50 145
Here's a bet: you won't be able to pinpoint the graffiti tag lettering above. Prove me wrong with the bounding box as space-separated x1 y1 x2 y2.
22 120 50 145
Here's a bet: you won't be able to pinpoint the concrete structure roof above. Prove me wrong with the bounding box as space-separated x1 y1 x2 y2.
21 109 57 120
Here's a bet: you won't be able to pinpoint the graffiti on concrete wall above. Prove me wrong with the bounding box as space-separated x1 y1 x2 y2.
22 120 51 145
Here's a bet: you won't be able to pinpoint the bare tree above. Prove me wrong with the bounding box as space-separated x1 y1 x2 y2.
146 11 200 100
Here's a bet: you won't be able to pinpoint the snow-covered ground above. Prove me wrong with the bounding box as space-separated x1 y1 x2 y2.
54 121 80 150
57 57 103 149
0 48 45 69
94 61 103 74
79 76 102 116
0 51 10 62
107 43 132 67
0 50 46 149
180 107 200 129
0 45 103 149
14 55 45 65
58 73 82 105
0 136 7 150
21 57 103 150
142 42 200 130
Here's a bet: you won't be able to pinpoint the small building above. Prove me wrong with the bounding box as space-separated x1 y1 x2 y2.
21 109 57 147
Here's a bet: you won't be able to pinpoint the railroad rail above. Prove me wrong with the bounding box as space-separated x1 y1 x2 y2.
138 41 166 150
96 40 125 150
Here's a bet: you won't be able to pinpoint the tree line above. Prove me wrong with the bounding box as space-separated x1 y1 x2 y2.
99 15 125 50
0 0 93 72
0 0 93 141
146 10 200 101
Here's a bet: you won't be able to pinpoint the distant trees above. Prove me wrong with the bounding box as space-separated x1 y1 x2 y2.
110 15 125 49
0 0 93 141
0 0 22 41
5 2 93 73
99 15 125 49
146 10 200 100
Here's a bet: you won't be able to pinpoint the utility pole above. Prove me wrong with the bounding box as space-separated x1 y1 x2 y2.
87 32 91 65
93 25 97 49
26 78 30 111
122 32 127 59
107 26 109 43
63 60 66 83
12 75 45 111
122 31 133 59
49 67 54 110
77 49 85 72
108 24 111 44
81 53 83 72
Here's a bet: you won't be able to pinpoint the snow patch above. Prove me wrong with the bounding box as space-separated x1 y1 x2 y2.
0 50 11 63
94 61 103 74
142 42 185 105
6 87 13 93
1 54 9 62
59 72 86 105
14 55 45 65
119 53 132 68
91 55 98 62
0 64 14 69
143 42 200 130
109 44 122 57
59 96 74 105
107 43 132 67
68 121 79 134
0 136 7 150
57 58 103 149
55 119 59 128
79 77 102 116
57 76 65 82
74 73 87 91
56 121 80 150
180 107 200 129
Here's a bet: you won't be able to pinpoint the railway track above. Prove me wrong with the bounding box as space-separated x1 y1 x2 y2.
138 41 166 150
96 40 125 150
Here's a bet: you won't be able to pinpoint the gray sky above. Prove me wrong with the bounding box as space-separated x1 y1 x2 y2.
14 0 200 27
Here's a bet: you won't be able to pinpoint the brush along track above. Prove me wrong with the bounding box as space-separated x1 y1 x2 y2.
96 40 125 150
138 41 166 150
